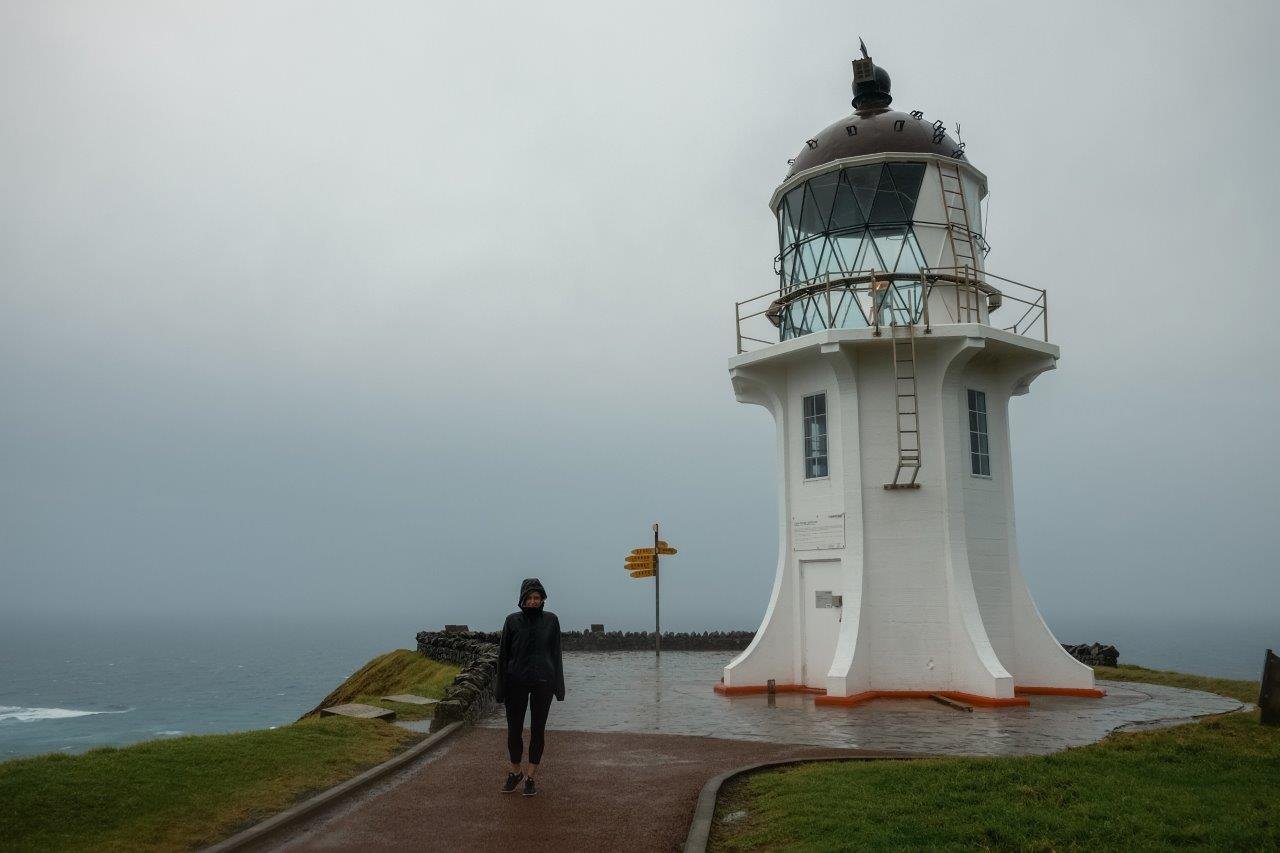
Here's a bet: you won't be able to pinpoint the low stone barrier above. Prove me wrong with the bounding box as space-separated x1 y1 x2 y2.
565 629 755 651
1063 642 1120 667
416 631 499 731
420 628 755 652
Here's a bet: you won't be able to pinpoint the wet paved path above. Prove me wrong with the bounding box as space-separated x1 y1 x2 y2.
266 653 1243 850
263 727 883 852
472 652 1244 756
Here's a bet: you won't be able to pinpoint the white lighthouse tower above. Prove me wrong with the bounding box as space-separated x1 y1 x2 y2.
720 47 1101 706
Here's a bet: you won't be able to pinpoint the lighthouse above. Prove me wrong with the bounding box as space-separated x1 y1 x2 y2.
720 47 1101 706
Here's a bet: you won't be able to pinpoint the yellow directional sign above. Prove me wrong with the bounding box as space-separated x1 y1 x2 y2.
626 554 655 564
631 547 658 556
657 547 677 555
629 569 656 578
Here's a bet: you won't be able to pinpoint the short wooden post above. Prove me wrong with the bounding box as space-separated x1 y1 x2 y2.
1260 649 1280 726
766 678 776 695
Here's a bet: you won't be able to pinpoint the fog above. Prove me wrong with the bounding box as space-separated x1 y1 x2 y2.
2 1 1277 637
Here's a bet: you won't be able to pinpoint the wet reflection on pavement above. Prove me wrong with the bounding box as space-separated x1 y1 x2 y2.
475 651 1243 756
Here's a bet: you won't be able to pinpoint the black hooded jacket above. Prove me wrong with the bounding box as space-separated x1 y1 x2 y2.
494 578 565 702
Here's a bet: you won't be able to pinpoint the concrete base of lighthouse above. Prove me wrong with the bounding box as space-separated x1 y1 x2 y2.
719 324 1100 705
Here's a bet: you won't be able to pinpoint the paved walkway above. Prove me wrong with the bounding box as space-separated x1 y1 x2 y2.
261 727 888 852
468 652 1243 756
259 653 1243 851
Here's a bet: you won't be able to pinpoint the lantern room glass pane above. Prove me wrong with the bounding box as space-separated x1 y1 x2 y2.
776 161 949 339
845 164 879 221
887 163 926 209
828 172 865 231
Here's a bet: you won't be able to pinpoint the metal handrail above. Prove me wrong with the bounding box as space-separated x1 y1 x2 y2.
734 266 1049 354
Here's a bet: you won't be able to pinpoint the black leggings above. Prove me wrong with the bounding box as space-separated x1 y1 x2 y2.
504 679 554 765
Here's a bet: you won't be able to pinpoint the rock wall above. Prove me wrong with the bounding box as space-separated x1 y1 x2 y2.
420 628 755 652
416 632 499 732
1062 642 1119 668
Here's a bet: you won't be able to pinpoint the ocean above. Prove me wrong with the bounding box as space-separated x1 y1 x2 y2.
0 612 1273 762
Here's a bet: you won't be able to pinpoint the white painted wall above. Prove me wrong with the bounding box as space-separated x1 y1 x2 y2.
724 324 1095 697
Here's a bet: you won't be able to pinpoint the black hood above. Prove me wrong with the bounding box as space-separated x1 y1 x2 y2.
519 578 548 607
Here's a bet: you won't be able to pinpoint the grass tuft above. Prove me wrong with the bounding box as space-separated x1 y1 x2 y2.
302 649 459 721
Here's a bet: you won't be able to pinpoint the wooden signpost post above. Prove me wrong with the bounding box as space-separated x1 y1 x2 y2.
624 523 677 655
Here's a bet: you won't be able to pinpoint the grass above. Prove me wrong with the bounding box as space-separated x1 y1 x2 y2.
0 649 460 852
711 665 1276 851
302 648 459 721
0 716 419 852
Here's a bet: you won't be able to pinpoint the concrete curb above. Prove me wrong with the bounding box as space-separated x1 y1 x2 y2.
682 696 1255 852
686 753 926 850
203 720 465 852
682 753 923 853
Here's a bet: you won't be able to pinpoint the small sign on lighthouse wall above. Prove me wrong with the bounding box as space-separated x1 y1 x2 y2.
791 513 845 551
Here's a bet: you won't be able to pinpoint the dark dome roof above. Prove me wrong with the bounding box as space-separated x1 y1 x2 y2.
786 107 967 179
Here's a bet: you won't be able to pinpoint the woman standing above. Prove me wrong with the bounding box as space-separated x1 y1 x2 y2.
494 577 565 797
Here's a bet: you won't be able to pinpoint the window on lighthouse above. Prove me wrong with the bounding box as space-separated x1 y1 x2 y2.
968 389 991 476
803 393 828 479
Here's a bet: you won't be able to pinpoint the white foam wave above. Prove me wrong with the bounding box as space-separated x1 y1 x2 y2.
0 705 132 723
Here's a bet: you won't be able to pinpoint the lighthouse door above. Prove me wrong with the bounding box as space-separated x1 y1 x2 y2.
800 560 843 688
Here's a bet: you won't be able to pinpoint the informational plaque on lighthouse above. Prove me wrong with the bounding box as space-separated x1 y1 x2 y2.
791 512 845 551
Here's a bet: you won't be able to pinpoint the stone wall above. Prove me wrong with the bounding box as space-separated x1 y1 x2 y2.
421 628 755 652
1062 642 1119 668
416 631 499 731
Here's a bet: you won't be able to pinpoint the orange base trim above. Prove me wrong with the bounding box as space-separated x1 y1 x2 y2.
813 690 1030 708
1015 685 1107 698
714 682 827 696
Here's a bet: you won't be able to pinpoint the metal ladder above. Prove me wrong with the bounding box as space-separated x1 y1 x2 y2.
885 322 921 489
936 161 981 322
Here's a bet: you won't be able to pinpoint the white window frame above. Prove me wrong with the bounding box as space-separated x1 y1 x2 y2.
967 388 991 477
802 392 829 480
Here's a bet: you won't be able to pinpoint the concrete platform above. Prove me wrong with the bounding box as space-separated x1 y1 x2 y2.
319 703 395 721
382 694 438 706
459 651 1242 756
259 653 1243 853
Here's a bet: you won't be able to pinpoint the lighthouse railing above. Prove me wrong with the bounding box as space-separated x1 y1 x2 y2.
734 268 1049 354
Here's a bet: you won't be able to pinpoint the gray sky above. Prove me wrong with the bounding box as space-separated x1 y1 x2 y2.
2 1 1277 636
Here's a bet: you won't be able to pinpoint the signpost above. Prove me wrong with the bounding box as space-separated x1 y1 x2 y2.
624 524 678 655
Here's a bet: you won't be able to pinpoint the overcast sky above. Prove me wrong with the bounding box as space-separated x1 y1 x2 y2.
2 1 1277 639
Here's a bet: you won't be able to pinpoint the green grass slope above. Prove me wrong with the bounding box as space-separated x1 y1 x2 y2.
711 666 1276 851
0 716 418 852
302 648 460 721
0 648 460 852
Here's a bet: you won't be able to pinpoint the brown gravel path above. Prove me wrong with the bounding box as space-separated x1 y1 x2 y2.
262 725 895 852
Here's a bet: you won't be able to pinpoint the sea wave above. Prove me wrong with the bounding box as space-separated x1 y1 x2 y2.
0 705 132 723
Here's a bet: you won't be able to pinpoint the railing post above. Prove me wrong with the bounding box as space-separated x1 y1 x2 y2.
871 268 881 337
734 301 743 354
922 272 932 333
